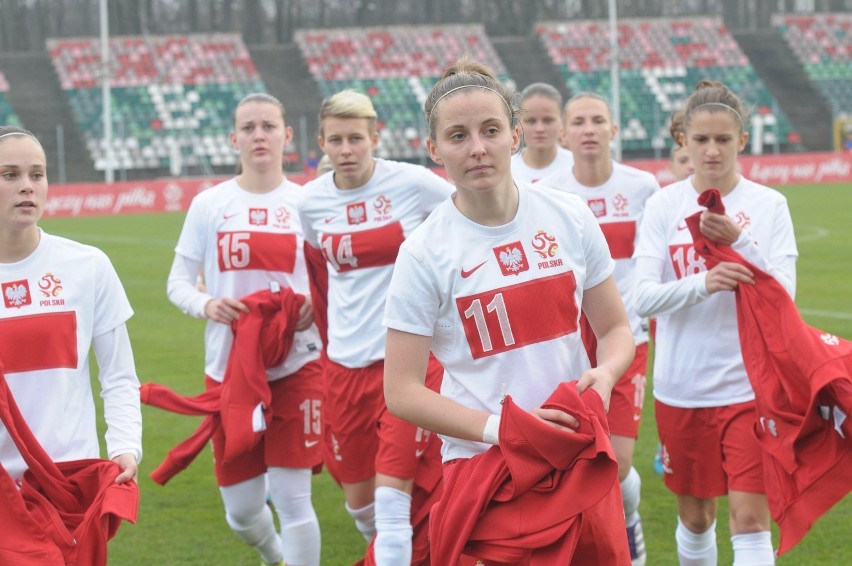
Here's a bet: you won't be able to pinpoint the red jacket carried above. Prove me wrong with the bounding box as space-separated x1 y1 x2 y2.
141 287 304 484
689 189 852 554
0 366 138 566
429 383 630 565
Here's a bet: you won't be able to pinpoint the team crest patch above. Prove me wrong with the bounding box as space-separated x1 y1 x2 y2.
347 202 367 225
735 211 751 230
532 230 563 270
374 195 391 215
2 279 31 308
38 273 62 297
613 193 629 217
493 241 529 276
249 208 268 226
588 198 607 218
273 207 291 229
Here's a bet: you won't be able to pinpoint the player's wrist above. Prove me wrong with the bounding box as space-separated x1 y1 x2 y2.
482 414 501 445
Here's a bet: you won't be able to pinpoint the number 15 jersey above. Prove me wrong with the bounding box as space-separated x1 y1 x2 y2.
174 178 321 382
384 183 614 461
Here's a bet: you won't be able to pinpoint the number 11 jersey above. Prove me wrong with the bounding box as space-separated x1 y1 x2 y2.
384 183 615 461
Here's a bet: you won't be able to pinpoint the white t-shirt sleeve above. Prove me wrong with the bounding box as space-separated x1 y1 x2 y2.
93 323 143 463
297 193 320 248
383 244 440 337
633 194 710 317
633 256 710 317
92 251 134 336
417 169 455 215
579 203 616 289
173 195 208 263
167 252 213 319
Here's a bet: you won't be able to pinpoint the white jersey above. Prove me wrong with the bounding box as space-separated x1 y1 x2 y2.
384 183 615 461
175 178 322 382
634 177 798 407
539 161 659 346
510 146 574 184
298 158 454 368
0 231 141 480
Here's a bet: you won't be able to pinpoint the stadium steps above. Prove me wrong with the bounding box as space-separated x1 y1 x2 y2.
0 51 97 183
249 43 322 159
732 29 833 152
491 36 570 100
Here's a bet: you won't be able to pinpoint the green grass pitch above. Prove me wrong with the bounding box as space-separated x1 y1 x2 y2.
39 181 851 565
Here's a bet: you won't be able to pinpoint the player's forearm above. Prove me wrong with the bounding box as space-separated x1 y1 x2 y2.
167 253 213 318
633 256 710 317
93 324 143 463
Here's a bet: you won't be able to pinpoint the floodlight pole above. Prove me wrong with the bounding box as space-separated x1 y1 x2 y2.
609 0 622 161
100 0 114 183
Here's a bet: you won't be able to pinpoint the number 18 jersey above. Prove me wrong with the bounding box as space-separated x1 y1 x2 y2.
384 183 614 461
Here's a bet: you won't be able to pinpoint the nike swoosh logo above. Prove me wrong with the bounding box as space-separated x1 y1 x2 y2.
676 222 688 231
460 260 488 278
305 440 319 448
223 212 240 220
324 216 338 223
415 449 425 458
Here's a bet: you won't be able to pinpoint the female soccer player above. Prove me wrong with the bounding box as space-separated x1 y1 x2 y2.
539 91 660 566
167 93 323 566
383 57 635 563
0 126 141 483
510 82 574 183
297 90 453 565
634 81 798 565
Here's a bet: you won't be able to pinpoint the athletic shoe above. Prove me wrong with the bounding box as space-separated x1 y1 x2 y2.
626 516 647 566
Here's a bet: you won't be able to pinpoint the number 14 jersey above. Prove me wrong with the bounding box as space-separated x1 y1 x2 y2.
298 159 453 368
384 183 615 461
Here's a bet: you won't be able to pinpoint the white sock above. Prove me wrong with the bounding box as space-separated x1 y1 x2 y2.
732 531 774 566
220 476 282 564
374 486 413 566
676 517 717 566
268 467 321 566
346 501 376 542
621 466 642 526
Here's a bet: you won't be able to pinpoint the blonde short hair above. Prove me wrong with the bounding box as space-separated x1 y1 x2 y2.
318 90 378 137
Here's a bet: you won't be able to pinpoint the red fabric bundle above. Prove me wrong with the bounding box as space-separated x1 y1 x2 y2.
688 189 852 554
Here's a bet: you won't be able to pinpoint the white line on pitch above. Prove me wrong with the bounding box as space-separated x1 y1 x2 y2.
50 232 175 247
796 225 829 243
800 308 852 321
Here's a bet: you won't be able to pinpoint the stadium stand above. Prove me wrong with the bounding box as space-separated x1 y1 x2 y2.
536 17 797 154
773 13 852 119
46 33 295 172
0 70 23 128
295 24 511 160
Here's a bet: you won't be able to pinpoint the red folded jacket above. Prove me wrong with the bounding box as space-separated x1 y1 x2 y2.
430 383 630 565
688 189 852 554
0 366 138 566
141 287 303 484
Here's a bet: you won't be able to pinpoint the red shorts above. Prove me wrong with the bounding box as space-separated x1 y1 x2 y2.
323 356 443 484
655 399 765 498
208 361 324 487
607 342 648 438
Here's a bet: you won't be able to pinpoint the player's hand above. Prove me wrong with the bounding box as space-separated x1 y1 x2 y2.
112 453 138 484
575 366 617 411
204 297 250 324
295 295 314 331
699 211 741 245
705 261 754 293
530 407 580 432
